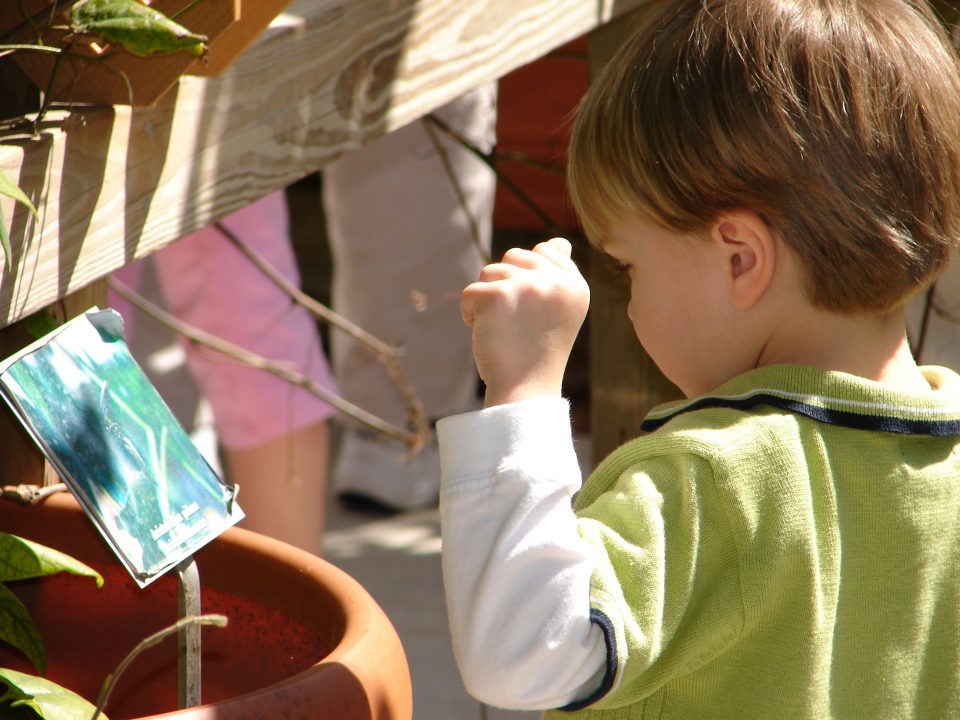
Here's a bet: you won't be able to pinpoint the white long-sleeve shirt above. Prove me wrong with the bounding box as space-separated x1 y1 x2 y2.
437 397 606 710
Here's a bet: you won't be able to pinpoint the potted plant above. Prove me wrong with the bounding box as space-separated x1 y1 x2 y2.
0 305 411 717
0 0 301 270
0 490 412 719
0 0 240 108
0 0 232 274
0 7 416 715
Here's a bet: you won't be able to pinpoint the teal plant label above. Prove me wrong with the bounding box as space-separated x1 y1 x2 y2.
0 309 244 587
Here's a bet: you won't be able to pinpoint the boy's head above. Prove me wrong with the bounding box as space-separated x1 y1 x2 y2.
568 0 960 314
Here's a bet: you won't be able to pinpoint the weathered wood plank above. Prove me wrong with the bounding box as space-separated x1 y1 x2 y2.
0 0 645 328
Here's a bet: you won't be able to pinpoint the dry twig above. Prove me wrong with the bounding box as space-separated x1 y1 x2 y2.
0 482 67 504
109 278 427 452
214 222 431 449
424 112 566 237
421 117 490 263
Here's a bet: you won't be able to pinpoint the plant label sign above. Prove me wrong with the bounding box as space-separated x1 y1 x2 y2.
0 308 244 587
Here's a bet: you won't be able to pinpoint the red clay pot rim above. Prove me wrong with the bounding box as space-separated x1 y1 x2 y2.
0 491 412 720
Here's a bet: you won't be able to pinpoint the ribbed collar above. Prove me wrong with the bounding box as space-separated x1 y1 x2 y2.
641 364 960 436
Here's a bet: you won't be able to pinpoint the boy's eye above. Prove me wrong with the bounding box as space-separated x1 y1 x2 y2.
606 258 631 276
615 263 631 275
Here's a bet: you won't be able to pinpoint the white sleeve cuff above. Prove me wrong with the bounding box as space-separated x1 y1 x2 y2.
438 396 582 497
437 397 607 710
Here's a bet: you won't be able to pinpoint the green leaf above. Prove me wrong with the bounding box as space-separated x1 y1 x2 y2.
0 203 9 275
0 172 38 222
71 0 207 57
0 533 103 587
0 169 38 273
0 534 103 674
0 584 45 674
19 310 61 341
0 667 106 720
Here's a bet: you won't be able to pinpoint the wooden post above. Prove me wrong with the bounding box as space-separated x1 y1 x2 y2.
0 279 108 488
44 277 109 325
586 15 682 468
0 315 45 487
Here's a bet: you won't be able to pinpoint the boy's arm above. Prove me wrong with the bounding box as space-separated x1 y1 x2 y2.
439 239 606 709
438 397 607 710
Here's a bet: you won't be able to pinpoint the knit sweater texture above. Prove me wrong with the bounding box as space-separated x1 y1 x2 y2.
551 364 960 719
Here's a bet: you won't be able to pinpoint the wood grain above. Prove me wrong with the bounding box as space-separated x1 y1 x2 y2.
0 0 647 328
191 0 294 77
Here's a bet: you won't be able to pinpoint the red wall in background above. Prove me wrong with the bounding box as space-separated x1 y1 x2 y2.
493 37 589 233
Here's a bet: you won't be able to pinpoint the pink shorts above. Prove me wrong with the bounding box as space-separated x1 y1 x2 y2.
111 191 336 450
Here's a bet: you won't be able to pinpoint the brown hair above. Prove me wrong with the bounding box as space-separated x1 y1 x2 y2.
568 0 960 313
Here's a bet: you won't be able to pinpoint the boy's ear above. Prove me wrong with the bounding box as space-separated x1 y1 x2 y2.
710 209 776 311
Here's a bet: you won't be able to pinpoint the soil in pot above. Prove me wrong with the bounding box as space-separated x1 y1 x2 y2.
0 493 413 720
1 564 331 718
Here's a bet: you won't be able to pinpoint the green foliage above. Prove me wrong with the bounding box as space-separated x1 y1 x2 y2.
0 668 102 720
0 532 104 719
0 584 46 678
0 532 103 673
0 169 38 272
71 0 208 58
0 0 208 270
19 310 61 342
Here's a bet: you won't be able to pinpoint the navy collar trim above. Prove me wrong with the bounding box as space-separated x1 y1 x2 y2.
640 392 960 436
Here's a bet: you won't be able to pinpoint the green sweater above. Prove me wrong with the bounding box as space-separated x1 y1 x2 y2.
552 364 960 719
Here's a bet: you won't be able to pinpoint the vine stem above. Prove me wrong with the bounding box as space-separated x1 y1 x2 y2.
2 1 84 44
91 614 228 720
0 482 67 504
421 117 490 264
108 278 426 451
170 0 206 21
912 281 937 363
214 221 431 449
424 113 567 237
0 44 62 56
215 223 398 359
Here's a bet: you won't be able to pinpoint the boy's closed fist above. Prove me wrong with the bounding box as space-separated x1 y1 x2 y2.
461 237 590 407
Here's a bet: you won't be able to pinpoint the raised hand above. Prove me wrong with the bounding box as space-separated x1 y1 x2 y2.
461 237 590 408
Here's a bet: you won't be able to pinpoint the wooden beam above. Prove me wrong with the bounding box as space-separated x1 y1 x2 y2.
0 0 647 329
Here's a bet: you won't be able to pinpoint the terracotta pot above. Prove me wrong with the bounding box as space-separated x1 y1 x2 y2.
0 492 412 719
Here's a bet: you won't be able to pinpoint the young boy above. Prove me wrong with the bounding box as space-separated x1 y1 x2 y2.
437 0 960 717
